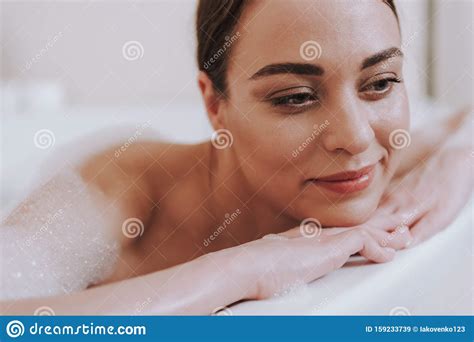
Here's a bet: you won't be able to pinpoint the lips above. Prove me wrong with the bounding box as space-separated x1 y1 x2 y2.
308 164 376 194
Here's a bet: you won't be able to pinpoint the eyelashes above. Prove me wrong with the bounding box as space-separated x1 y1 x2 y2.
270 92 318 107
267 75 403 112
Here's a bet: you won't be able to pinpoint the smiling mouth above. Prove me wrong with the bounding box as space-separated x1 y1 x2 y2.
307 164 377 194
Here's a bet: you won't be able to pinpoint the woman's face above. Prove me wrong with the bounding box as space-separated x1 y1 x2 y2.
219 0 409 227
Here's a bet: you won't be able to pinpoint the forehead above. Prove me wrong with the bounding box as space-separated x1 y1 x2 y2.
231 0 401 75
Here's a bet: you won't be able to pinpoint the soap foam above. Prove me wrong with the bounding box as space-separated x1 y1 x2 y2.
0 169 121 300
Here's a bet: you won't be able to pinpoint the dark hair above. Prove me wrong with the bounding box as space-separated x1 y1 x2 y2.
196 0 399 97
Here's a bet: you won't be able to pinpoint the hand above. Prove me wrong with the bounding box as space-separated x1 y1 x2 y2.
236 225 395 300
366 145 473 247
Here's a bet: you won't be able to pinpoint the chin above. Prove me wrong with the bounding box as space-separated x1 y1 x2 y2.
315 195 380 228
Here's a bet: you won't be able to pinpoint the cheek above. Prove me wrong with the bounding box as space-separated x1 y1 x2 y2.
227 110 315 195
371 88 410 151
228 109 306 162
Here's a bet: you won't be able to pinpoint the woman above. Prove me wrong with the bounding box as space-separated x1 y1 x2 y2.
1 0 472 315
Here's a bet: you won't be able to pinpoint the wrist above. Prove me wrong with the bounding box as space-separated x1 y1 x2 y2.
222 245 261 300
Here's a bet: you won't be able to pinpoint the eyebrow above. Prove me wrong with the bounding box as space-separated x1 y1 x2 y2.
360 47 403 70
249 63 324 80
249 47 404 80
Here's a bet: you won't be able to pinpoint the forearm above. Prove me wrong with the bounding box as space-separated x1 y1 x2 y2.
0 247 256 315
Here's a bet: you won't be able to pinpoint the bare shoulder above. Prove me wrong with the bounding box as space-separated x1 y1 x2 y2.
78 139 211 225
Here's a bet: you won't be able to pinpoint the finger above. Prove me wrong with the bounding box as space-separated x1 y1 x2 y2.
366 224 413 250
363 206 427 233
327 229 395 265
409 208 454 246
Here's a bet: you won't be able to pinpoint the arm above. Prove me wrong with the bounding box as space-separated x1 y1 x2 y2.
0 145 154 301
1 217 395 314
0 246 253 315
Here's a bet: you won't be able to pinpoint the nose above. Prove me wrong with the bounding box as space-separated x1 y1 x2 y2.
321 97 375 155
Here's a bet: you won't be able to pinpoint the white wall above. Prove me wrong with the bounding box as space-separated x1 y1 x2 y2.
432 0 473 108
1 0 201 107
0 0 454 109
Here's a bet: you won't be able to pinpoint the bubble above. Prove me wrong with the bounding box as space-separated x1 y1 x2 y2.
0 170 120 300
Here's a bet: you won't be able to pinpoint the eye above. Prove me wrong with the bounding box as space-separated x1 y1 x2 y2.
360 75 402 100
271 93 317 106
268 87 319 111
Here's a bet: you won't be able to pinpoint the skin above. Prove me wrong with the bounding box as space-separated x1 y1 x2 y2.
1 0 472 314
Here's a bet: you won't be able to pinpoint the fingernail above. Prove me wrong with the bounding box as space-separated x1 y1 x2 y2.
405 236 414 248
384 247 396 255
